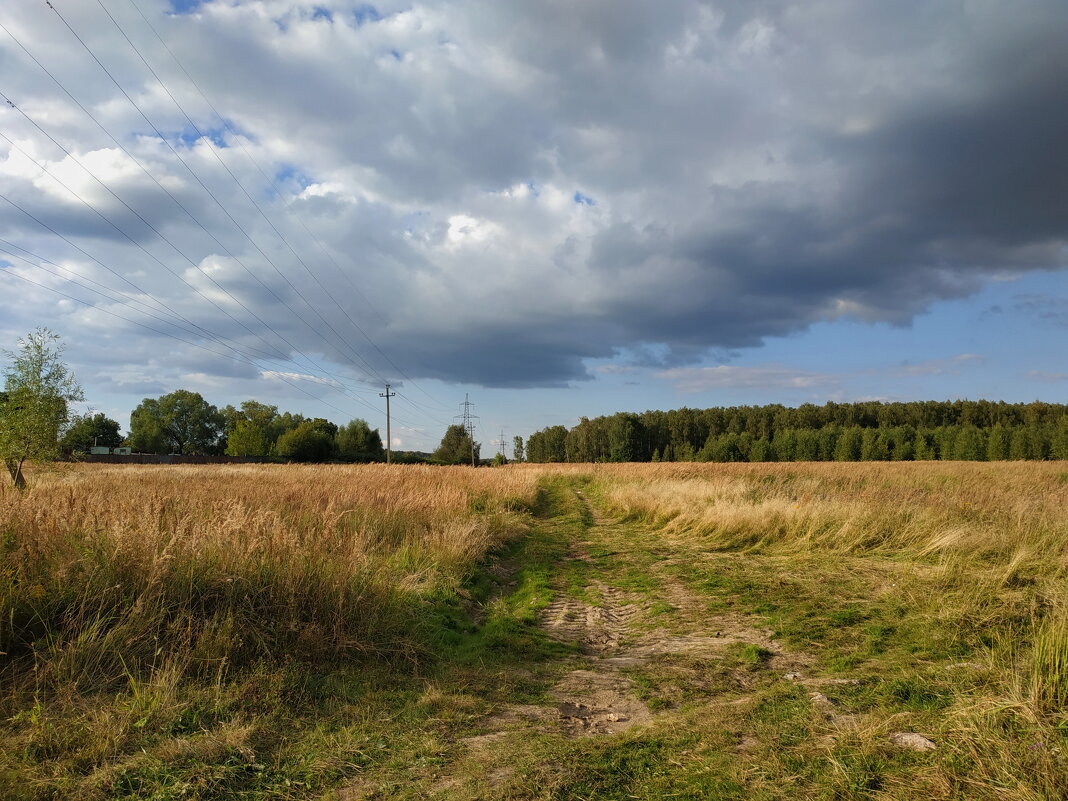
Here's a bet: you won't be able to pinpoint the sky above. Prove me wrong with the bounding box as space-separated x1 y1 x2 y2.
0 0 1066 454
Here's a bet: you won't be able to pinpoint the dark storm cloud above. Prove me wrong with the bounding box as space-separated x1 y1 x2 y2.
387 318 619 388
1 0 1067 391
559 1 1068 367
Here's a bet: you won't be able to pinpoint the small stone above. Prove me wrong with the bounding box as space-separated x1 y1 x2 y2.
809 692 836 719
889 732 937 751
784 672 803 681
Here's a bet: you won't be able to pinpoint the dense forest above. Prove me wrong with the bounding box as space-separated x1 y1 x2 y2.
524 400 1068 463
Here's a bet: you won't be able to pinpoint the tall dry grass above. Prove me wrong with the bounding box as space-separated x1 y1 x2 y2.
582 462 1067 575
546 460 1068 780
0 463 539 700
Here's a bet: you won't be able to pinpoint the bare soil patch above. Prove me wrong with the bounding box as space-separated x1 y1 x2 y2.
466 496 817 748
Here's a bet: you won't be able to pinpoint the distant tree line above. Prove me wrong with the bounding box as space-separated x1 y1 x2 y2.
525 400 1068 463
61 389 386 463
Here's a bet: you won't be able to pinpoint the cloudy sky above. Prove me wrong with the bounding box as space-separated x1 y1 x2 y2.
1 0 1066 452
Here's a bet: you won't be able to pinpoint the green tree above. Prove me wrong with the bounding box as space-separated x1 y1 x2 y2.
0 329 83 488
272 411 307 443
817 426 839 461
986 423 1011 461
1052 418 1068 460
305 418 339 439
1009 427 1031 460
606 413 641 462
512 435 524 462
225 420 269 457
860 429 889 461
129 390 224 455
834 426 863 461
913 430 936 460
526 425 565 463
749 437 773 462
933 427 957 460
674 441 696 462
59 412 122 455
222 401 280 457
795 429 820 461
772 429 797 462
952 424 986 461
336 419 385 462
433 424 479 465
275 421 335 462
886 426 915 461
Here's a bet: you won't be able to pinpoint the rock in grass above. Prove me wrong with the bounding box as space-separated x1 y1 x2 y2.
889 731 937 751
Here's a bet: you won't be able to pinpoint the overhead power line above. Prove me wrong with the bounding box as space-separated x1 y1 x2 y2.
121 0 384 325
95 0 395 382
0 120 293 364
0 266 359 419
0 14 411 425
0 4 448 439
117 0 456 414
43 3 391 387
0 240 373 397
0 20 346 377
0 239 394 420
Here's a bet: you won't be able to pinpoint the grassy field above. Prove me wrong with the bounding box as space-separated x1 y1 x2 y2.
1 462 1066 799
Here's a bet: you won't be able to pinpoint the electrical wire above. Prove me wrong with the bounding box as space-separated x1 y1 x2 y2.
47 1 391 386
0 123 294 363
0 17 378 389
1 4 458 441
0 266 360 419
118 0 458 414
0 240 379 397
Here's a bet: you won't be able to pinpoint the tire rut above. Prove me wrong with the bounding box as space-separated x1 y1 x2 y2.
466 489 802 751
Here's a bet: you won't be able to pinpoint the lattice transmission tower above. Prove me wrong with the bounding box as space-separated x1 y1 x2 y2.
455 393 479 466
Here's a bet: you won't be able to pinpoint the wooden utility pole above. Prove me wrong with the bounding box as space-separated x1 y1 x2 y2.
380 383 396 463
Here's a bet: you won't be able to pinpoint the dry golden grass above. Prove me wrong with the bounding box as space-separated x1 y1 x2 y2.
1 463 540 692
1 463 544 799
566 461 1068 565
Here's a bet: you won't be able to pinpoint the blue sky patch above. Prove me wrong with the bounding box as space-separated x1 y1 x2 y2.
274 164 313 189
354 5 382 26
311 6 333 23
574 191 596 206
171 127 228 149
167 0 203 14
217 117 253 144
